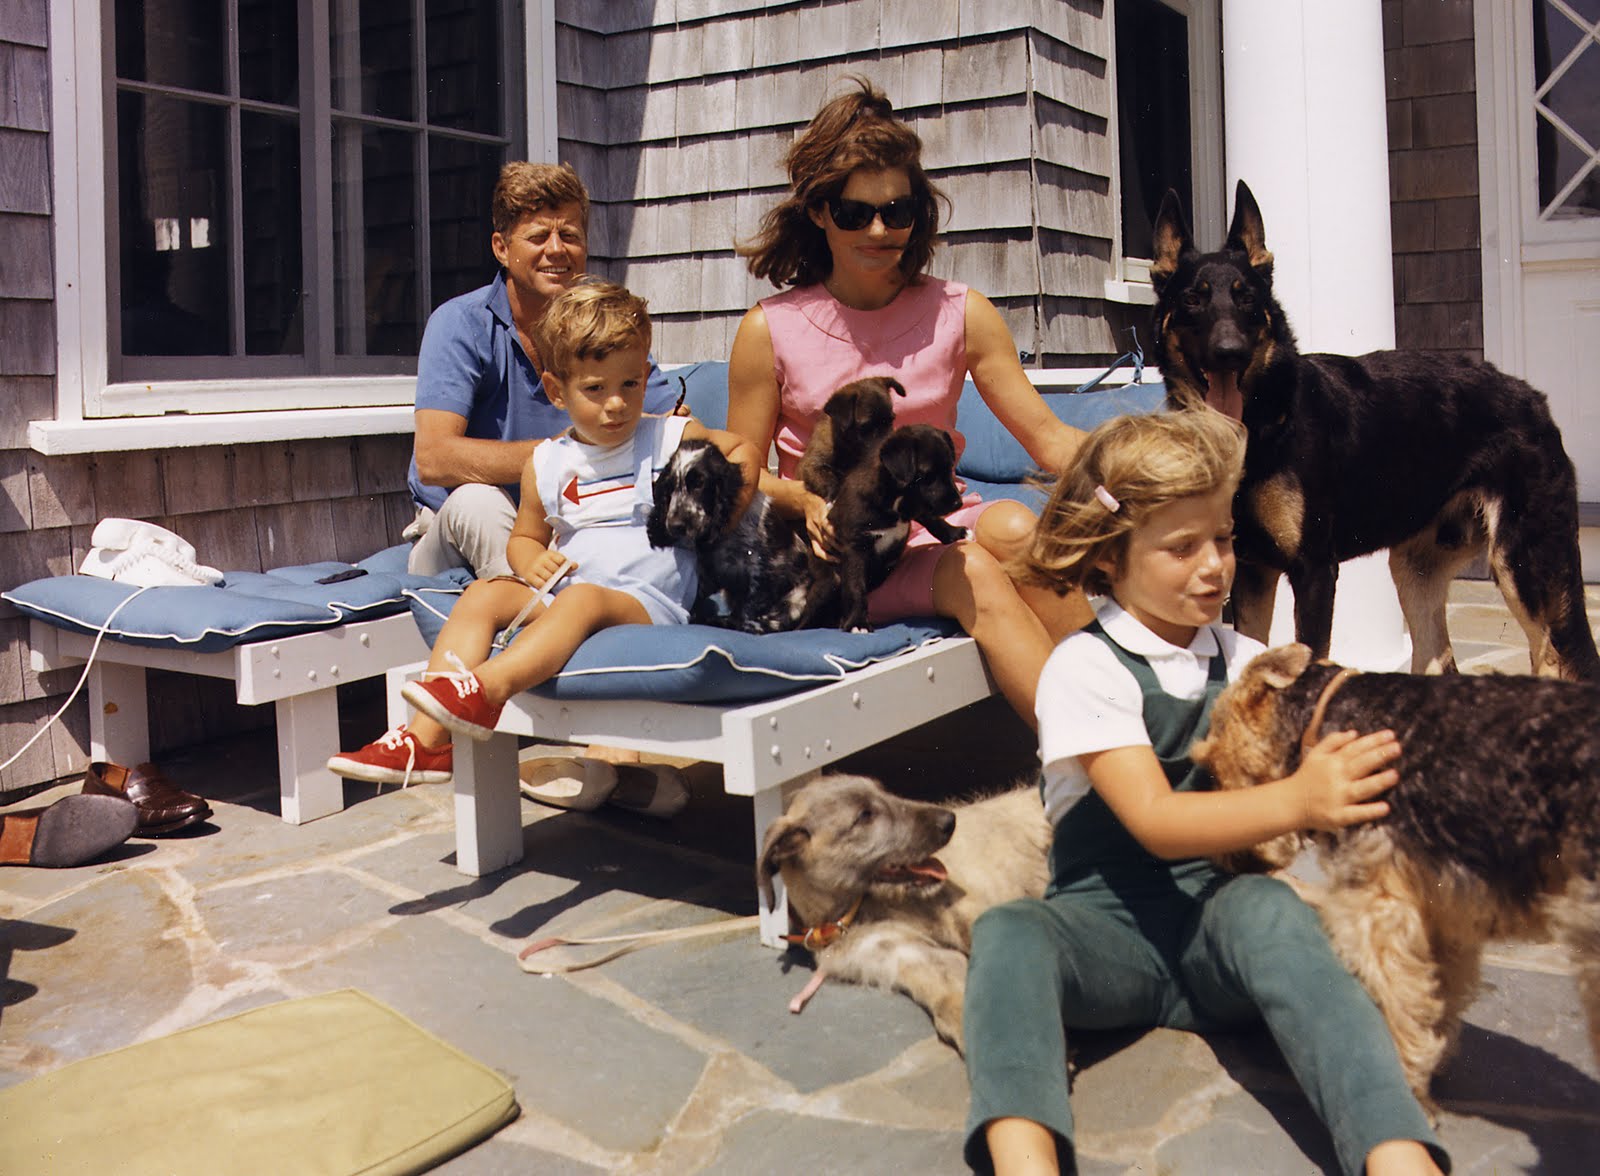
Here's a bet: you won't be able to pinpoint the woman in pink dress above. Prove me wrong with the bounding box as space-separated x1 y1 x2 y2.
728 79 1088 724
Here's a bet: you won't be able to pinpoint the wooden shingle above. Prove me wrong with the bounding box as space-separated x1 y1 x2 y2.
230 442 296 508
0 299 55 375
0 376 52 449
883 0 960 49
0 2 48 48
289 438 358 502
89 450 165 520
160 446 235 517
329 494 392 564
0 42 49 133
352 434 411 498
26 453 95 530
256 501 339 568
0 449 31 534
1031 31 1110 118
942 37 1028 107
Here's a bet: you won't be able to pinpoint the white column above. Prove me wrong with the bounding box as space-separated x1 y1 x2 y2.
1220 0 1412 670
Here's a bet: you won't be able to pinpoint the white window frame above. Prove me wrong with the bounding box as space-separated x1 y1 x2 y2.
1103 0 1224 306
36 0 558 455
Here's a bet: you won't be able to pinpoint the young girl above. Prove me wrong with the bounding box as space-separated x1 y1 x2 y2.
962 409 1448 1176
329 280 761 801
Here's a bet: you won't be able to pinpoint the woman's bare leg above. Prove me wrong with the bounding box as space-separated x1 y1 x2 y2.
973 500 1092 644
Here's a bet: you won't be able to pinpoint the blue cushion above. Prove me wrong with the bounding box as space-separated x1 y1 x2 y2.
3 546 472 654
662 360 1167 488
955 380 1168 485
406 587 958 704
667 361 733 430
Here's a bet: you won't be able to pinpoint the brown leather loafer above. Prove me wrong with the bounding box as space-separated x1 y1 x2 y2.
83 761 213 836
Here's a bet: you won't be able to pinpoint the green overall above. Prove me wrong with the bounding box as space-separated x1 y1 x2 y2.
963 623 1447 1175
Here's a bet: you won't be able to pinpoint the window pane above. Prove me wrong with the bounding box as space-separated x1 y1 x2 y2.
1533 2 1600 219
118 90 230 355
426 0 503 133
1117 0 1192 259
429 135 502 306
330 0 416 120
241 111 304 354
239 0 299 105
333 122 420 355
115 0 226 94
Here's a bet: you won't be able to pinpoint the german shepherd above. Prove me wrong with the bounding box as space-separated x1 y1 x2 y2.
1151 179 1598 682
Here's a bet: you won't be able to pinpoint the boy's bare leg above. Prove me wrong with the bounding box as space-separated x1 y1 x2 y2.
409 578 542 748
473 583 650 707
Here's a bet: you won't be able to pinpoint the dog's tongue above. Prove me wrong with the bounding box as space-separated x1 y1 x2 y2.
877 857 948 883
1203 369 1244 421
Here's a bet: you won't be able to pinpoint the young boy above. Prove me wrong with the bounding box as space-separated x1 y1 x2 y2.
329 280 760 785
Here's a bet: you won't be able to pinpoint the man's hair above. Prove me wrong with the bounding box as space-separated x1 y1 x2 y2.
1016 409 1247 597
491 161 590 235
531 278 651 381
738 77 945 289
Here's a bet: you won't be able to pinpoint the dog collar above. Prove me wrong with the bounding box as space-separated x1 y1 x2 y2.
783 893 865 951
1301 664 1362 752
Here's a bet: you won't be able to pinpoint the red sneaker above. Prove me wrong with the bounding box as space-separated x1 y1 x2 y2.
402 652 504 742
327 725 452 786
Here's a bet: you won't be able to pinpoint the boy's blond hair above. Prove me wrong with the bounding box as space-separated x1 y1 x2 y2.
532 278 651 381
1018 409 1247 597
492 161 590 235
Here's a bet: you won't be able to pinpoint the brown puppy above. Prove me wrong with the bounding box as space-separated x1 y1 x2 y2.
797 376 907 501
759 774 1050 1051
1191 643 1600 1113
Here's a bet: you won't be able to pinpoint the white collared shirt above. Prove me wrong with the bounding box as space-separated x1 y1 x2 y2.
1036 597 1267 826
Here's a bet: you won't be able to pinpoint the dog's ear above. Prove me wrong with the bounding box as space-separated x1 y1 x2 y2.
1254 642 1313 688
1150 189 1195 290
879 431 918 489
757 817 809 908
1226 180 1274 279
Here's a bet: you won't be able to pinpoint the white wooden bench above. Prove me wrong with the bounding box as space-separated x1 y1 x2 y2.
394 635 995 946
30 612 430 824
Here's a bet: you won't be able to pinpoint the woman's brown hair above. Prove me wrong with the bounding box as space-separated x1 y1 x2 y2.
739 78 945 288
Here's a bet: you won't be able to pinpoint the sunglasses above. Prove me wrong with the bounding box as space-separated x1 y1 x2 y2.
825 194 918 232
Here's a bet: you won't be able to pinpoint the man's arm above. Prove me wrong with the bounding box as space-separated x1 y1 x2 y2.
413 409 542 490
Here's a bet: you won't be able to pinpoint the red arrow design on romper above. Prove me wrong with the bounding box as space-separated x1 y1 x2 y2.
562 475 634 505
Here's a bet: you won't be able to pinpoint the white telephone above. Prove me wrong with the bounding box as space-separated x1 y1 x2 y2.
79 518 224 587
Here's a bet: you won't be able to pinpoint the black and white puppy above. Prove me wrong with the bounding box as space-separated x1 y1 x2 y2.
647 439 838 633
828 424 966 632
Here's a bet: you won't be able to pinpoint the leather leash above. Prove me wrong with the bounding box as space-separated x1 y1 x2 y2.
518 914 760 974
781 893 865 952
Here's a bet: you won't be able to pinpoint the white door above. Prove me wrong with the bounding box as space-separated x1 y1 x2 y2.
1480 0 1600 521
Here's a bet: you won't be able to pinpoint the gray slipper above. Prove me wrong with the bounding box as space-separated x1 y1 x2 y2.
606 764 690 819
519 758 619 811
1 794 139 868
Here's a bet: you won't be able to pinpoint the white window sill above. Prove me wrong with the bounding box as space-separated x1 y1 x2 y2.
28 404 415 456
1102 278 1158 306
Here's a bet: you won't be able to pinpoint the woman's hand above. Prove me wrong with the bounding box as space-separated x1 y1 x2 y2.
802 491 837 561
1293 729 1401 832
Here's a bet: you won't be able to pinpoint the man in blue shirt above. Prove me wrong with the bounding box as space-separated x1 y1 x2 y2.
405 162 674 577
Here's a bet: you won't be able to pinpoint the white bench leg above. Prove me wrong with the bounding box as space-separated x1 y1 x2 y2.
275 690 344 824
384 663 422 731
453 732 522 876
88 661 150 766
753 783 791 948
